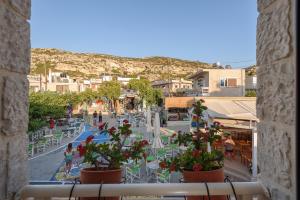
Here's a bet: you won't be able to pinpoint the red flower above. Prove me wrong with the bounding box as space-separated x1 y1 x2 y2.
123 119 129 124
141 140 149 146
108 127 116 135
99 122 106 130
192 150 201 157
124 123 131 128
123 151 131 159
159 161 167 169
169 163 176 172
77 144 86 157
86 135 94 144
143 152 147 159
171 133 177 138
193 163 203 171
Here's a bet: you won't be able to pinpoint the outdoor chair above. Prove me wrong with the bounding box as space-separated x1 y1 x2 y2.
27 143 34 157
156 149 167 160
125 164 142 183
37 140 46 153
156 169 170 183
160 135 169 145
53 131 63 146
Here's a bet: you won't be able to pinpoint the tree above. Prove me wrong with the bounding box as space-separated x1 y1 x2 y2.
98 81 121 111
128 79 163 107
28 91 71 132
78 88 99 105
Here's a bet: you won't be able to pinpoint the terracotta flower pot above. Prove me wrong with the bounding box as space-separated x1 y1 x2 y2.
80 168 122 200
183 168 225 200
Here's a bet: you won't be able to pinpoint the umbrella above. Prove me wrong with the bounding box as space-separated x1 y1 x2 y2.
152 112 164 149
146 107 152 133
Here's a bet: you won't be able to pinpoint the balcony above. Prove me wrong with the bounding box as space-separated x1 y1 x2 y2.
186 87 209 97
20 182 270 199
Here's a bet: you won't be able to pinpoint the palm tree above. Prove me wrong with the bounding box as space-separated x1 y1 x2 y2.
33 61 56 91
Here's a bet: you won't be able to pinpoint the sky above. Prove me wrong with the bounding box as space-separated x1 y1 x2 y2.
31 0 258 68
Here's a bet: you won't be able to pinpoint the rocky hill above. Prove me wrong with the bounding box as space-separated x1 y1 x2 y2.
31 48 213 81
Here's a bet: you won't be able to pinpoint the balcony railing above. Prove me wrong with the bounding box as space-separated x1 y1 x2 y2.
20 182 270 199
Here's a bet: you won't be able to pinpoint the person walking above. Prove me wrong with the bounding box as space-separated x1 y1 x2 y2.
98 111 102 124
49 117 55 134
64 143 74 174
93 111 98 126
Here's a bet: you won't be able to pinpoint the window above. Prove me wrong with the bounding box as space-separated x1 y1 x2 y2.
220 78 227 87
227 78 237 87
197 79 204 87
220 78 237 87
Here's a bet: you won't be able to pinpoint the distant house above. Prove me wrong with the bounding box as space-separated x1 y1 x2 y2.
99 74 140 86
82 79 103 91
188 68 246 96
117 76 140 86
245 66 257 92
151 78 193 96
27 75 42 92
245 75 257 91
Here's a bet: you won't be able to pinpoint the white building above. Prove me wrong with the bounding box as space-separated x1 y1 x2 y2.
117 76 140 86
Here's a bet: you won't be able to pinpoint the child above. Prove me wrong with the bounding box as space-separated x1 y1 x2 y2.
64 143 74 174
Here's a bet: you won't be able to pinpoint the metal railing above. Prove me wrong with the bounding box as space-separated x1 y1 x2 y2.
20 182 270 199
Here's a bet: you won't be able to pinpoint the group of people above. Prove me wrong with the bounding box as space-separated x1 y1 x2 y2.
92 111 103 127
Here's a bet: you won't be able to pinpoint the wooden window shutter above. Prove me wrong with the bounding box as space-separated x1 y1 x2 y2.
227 78 237 87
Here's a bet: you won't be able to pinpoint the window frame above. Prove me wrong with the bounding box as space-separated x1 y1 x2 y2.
219 77 238 88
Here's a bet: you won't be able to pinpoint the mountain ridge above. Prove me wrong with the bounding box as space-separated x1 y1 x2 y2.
31 48 214 81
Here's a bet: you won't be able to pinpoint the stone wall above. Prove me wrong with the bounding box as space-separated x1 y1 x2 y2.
256 0 296 199
0 0 31 199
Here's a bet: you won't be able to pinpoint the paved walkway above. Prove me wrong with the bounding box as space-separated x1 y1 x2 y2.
27 114 116 181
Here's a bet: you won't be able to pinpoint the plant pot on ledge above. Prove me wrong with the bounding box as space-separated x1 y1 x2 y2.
158 100 226 200
183 168 225 200
76 120 149 200
80 168 122 200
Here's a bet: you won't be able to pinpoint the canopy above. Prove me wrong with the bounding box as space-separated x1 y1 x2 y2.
152 112 164 149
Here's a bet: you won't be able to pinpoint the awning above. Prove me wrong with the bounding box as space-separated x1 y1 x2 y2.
165 97 257 121
203 99 257 121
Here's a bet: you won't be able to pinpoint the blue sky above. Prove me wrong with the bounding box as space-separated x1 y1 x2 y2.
31 0 258 68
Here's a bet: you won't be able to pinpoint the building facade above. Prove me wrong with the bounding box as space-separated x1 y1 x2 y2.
245 75 257 91
151 78 192 96
188 68 246 96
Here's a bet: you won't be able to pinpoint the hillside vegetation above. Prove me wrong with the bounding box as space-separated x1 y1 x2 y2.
31 48 213 81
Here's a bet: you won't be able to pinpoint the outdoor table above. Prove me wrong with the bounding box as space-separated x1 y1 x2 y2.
179 145 187 153
66 127 76 137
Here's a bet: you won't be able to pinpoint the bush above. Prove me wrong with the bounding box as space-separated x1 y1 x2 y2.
245 90 256 97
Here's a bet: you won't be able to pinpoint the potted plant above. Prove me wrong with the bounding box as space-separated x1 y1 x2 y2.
159 100 225 200
77 120 149 200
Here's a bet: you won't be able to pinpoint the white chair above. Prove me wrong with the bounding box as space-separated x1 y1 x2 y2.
125 164 142 183
156 170 171 183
